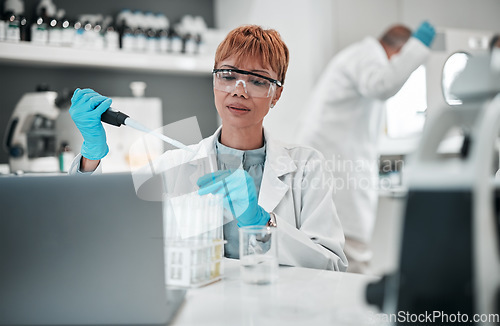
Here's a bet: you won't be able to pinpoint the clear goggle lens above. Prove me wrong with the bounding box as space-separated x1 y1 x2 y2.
213 69 281 98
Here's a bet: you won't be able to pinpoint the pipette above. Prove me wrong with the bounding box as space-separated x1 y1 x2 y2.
101 108 192 151
102 108 216 173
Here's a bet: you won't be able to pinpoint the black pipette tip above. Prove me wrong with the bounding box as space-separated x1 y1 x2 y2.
101 108 129 127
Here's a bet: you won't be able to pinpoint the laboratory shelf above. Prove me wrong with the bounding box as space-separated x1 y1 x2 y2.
0 41 214 75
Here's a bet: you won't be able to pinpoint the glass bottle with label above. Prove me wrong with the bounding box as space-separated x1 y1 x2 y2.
48 10 63 46
31 7 49 45
117 9 134 51
4 0 24 42
144 12 158 53
184 33 197 55
156 13 169 53
93 18 105 50
5 11 20 42
193 16 207 55
58 142 74 172
72 19 84 48
117 9 129 49
132 11 146 52
103 16 119 51
60 12 74 47
19 12 27 41
0 11 6 41
169 27 183 54
82 19 93 48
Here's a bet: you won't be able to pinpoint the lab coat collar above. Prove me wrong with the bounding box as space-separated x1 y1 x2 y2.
200 126 297 175
263 128 297 177
259 128 297 212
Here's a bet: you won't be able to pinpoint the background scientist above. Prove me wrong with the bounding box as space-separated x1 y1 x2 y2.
297 21 436 273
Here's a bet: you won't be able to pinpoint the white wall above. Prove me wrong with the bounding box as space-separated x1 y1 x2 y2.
401 0 500 32
334 0 400 51
214 0 500 144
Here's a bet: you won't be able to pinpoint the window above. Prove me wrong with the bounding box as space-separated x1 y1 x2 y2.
442 52 470 106
385 65 427 138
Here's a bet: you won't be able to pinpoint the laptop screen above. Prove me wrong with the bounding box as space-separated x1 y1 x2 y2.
0 173 184 326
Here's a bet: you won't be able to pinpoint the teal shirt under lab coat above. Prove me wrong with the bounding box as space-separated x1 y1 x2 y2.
215 138 266 258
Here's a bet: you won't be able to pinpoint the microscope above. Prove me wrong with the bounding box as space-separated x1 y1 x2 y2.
366 55 500 325
3 88 73 173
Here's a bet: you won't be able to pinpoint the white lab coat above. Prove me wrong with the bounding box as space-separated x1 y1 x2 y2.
297 37 430 261
70 127 348 271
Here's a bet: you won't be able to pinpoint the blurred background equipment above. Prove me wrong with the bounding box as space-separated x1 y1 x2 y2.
2 83 164 174
102 94 163 173
0 0 223 173
3 87 71 172
1 0 211 55
371 28 498 277
366 54 500 326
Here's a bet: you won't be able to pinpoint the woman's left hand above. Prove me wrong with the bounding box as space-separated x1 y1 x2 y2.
197 169 270 227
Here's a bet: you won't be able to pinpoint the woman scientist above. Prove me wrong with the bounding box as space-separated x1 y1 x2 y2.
69 25 348 271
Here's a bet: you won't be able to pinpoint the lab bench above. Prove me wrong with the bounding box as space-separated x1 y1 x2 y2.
169 258 381 326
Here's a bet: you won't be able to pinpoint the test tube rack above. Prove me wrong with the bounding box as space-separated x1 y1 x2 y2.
165 239 226 287
163 192 225 287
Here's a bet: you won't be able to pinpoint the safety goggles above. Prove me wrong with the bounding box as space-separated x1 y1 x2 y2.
212 68 282 98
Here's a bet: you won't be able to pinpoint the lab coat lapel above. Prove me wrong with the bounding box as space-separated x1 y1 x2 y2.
258 131 297 212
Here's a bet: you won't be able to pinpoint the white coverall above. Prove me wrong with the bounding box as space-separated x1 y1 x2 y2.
297 36 430 272
70 127 348 271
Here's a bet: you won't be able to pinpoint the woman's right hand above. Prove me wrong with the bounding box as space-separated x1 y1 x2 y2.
69 88 111 161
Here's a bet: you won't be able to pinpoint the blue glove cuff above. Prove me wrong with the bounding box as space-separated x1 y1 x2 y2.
237 206 270 228
256 207 271 226
81 142 109 161
413 34 433 47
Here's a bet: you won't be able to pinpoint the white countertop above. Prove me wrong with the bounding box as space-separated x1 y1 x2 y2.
170 259 383 326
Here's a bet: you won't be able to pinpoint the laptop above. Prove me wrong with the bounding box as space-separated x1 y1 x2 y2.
0 173 185 326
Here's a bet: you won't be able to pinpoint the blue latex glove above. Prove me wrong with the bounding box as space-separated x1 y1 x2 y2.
413 21 436 47
69 88 111 160
197 169 270 227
